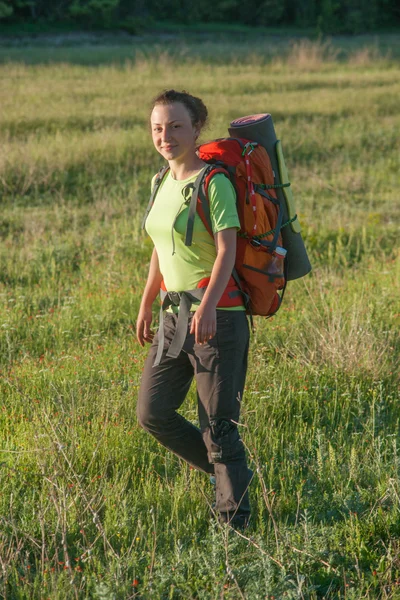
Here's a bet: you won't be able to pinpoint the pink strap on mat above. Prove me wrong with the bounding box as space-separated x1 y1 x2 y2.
230 114 271 126
242 144 258 234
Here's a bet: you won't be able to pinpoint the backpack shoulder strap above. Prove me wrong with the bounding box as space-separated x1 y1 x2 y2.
184 164 212 246
141 165 170 230
184 165 231 246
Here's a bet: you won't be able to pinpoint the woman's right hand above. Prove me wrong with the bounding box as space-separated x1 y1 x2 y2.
136 305 155 347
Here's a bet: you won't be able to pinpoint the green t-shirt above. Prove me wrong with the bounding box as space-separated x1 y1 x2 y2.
145 170 240 294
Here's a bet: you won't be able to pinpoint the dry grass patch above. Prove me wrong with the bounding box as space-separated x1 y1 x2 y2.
285 263 399 379
348 45 392 66
278 38 340 71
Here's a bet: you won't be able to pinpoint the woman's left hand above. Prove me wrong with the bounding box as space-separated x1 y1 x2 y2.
190 303 217 345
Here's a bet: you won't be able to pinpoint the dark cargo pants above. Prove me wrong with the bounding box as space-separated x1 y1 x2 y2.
137 310 251 520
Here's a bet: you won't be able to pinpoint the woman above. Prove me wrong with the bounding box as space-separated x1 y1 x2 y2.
136 90 252 529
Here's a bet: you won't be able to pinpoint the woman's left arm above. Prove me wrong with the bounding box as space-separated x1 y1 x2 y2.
190 228 237 345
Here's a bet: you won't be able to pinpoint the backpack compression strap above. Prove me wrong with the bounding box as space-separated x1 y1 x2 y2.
254 185 284 253
141 165 170 230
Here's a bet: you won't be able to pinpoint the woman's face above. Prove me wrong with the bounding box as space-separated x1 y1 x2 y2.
150 102 199 163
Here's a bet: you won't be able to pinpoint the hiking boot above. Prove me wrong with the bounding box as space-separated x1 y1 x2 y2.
218 511 250 530
210 468 253 530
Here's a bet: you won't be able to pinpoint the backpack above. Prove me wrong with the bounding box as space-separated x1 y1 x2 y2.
142 137 287 318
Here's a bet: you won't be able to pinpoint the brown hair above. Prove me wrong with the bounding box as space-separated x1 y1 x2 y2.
150 89 208 130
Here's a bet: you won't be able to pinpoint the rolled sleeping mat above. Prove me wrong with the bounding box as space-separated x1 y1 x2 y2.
229 113 311 281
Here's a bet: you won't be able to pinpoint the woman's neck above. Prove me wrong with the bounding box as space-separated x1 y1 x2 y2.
169 155 207 181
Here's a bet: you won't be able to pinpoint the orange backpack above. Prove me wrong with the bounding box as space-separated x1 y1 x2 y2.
197 138 285 317
142 137 286 318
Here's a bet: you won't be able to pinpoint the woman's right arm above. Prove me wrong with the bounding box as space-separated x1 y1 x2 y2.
136 247 163 346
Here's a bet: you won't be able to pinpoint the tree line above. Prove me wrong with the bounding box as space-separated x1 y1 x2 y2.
0 0 399 34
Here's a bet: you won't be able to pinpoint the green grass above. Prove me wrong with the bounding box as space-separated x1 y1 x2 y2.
0 35 399 599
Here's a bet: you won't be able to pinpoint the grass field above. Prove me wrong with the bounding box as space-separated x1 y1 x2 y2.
0 33 399 599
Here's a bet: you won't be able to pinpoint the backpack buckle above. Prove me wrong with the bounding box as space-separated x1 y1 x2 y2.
250 237 261 249
242 142 256 156
168 291 181 306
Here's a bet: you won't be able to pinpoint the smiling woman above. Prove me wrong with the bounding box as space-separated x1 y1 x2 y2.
150 98 207 170
136 90 252 530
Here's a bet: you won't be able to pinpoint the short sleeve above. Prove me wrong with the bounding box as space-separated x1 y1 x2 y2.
207 173 240 234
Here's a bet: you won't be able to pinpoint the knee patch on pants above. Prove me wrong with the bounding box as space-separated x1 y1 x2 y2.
203 419 244 464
